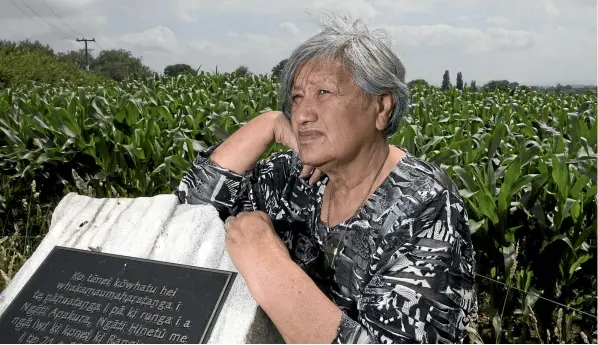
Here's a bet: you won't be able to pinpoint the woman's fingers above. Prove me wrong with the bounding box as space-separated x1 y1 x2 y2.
272 114 323 184
300 165 314 179
299 165 324 185
271 113 325 185
309 169 323 185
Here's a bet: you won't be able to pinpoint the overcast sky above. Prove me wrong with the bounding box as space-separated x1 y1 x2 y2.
1 0 596 86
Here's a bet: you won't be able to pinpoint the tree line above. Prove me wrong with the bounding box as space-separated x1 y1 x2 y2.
0 39 593 94
0 39 157 87
410 69 594 94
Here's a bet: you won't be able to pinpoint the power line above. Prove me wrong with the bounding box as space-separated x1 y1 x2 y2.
15 0 71 39
9 0 105 67
40 0 106 55
40 0 84 38
38 0 105 55
474 273 597 319
94 40 105 52
7 0 47 39
18 0 71 39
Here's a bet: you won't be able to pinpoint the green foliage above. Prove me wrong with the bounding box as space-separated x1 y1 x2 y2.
0 177 51 291
164 63 196 77
483 79 519 91
0 75 596 344
0 40 106 89
91 49 154 82
391 84 596 343
0 40 154 86
407 79 429 88
57 49 89 70
234 65 251 77
271 59 288 79
442 70 452 90
0 73 279 205
0 39 55 56
457 71 464 90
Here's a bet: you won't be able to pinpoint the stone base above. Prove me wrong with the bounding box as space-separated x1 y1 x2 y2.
0 192 283 343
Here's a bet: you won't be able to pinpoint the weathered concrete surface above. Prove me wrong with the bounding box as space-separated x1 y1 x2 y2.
0 192 283 343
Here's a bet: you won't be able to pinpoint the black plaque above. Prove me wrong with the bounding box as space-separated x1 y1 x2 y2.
0 246 236 344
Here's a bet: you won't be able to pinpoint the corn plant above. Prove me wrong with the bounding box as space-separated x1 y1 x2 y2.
391 85 597 343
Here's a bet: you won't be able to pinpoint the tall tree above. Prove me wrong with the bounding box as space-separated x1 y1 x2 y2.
0 39 55 56
471 80 477 92
57 49 89 70
441 70 451 90
407 79 429 88
271 59 287 78
164 63 195 77
483 80 511 91
91 49 153 81
0 39 105 88
456 72 464 90
234 65 251 77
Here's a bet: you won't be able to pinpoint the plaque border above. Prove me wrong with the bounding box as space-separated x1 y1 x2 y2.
0 245 238 344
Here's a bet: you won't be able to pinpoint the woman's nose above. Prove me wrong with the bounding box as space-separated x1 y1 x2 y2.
293 97 318 123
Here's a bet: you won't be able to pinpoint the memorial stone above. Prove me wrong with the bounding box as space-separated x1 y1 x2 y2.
0 193 284 344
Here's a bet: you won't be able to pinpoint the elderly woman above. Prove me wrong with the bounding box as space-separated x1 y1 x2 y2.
176 16 477 344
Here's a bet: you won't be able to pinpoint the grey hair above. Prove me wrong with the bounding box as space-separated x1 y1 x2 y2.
278 14 410 137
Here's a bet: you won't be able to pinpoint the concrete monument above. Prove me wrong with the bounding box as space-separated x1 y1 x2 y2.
0 192 283 343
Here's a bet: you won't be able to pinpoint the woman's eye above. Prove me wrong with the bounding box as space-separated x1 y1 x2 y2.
292 95 302 102
318 90 329 95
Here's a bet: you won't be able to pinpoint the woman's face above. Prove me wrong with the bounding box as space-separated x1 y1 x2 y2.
290 58 389 169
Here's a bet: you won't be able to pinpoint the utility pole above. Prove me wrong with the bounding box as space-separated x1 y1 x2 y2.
76 37 95 71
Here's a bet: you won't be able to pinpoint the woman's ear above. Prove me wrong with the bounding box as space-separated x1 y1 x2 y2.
375 93 393 131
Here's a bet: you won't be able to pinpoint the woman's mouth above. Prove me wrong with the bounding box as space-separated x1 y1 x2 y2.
297 130 324 143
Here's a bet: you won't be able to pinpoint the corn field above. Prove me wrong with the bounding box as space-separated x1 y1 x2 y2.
0 74 596 343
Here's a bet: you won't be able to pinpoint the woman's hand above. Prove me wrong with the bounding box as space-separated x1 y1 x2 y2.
224 212 290 284
224 210 343 344
270 111 324 185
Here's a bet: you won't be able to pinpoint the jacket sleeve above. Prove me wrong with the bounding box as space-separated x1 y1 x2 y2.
332 188 478 344
174 144 297 218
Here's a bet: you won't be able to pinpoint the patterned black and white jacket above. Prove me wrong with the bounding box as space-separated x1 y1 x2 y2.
175 144 478 344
